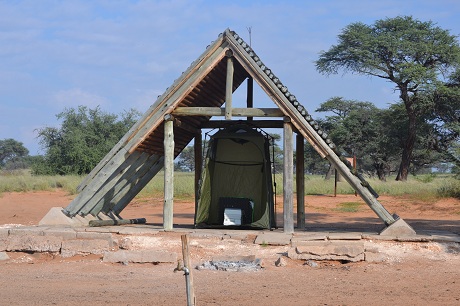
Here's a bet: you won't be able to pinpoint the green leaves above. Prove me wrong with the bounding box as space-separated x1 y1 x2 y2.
33 106 140 175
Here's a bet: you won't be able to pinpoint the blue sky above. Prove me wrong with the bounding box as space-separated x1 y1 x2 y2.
1 0 460 154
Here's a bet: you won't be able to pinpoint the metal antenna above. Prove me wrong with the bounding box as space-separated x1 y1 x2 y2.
246 26 252 47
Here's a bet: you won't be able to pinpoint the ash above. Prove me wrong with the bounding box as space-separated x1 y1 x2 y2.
196 259 262 272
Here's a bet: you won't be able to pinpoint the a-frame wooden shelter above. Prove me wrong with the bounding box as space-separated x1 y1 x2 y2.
43 29 414 235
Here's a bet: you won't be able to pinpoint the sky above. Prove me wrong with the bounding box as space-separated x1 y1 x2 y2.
1 0 460 155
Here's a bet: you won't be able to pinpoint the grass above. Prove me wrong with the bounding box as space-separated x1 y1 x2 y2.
335 202 363 213
1 170 459 201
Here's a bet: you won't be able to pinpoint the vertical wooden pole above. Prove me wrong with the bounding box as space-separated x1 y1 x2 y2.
246 77 253 121
181 234 196 306
283 118 294 234
334 168 338 197
193 132 202 226
225 50 234 120
296 133 305 230
353 154 358 197
163 117 174 231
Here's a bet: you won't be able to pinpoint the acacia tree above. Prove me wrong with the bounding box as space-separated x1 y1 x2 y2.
316 16 460 180
0 138 29 169
35 106 140 175
316 97 400 180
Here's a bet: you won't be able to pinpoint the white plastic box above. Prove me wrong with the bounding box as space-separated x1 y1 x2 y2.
223 208 242 226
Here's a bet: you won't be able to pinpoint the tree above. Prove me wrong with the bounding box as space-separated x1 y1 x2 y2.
0 138 29 170
316 97 400 180
316 16 460 180
34 106 140 175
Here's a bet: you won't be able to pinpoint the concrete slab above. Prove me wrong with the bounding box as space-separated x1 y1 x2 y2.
43 228 77 240
288 240 365 262
61 239 110 257
39 207 85 227
76 232 114 247
379 218 416 237
0 228 9 238
9 227 45 236
0 238 7 251
102 250 177 263
292 233 328 242
6 235 62 252
255 232 292 245
117 227 160 235
327 232 363 240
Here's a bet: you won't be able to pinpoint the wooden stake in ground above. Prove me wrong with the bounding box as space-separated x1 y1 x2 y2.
181 234 196 306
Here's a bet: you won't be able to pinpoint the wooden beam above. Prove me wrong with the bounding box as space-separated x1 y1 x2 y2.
194 132 202 226
296 133 305 229
283 118 294 234
247 77 253 121
201 120 284 129
163 117 174 230
172 107 284 117
225 50 234 120
173 117 200 134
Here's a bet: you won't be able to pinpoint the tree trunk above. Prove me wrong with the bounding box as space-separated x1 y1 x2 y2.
396 102 417 181
375 163 387 181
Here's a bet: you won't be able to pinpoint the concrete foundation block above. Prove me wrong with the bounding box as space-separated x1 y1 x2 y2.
61 239 110 257
39 207 86 227
380 218 416 237
102 250 177 263
6 235 62 252
255 232 292 245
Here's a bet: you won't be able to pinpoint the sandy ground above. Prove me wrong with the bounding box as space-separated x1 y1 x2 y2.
1 190 459 305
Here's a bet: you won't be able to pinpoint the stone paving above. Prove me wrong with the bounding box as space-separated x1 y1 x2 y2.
1 224 459 263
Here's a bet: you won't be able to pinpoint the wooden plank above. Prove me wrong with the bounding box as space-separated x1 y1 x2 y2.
63 147 130 216
163 119 174 230
89 152 151 216
76 151 145 216
194 132 202 225
225 53 234 120
173 107 284 117
296 133 305 229
283 119 294 234
127 42 229 154
201 120 284 129
111 156 164 215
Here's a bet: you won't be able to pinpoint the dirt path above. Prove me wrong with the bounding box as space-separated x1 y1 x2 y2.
0 191 459 305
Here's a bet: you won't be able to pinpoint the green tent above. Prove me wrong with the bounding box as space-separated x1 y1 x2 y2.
195 125 275 229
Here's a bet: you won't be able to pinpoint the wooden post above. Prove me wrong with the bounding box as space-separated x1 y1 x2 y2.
353 154 358 197
296 133 305 230
164 116 174 231
246 77 253 121
181 234 196 306
225 50 234 120
283 118 294 233
194 132 202 226
334 168 338 197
